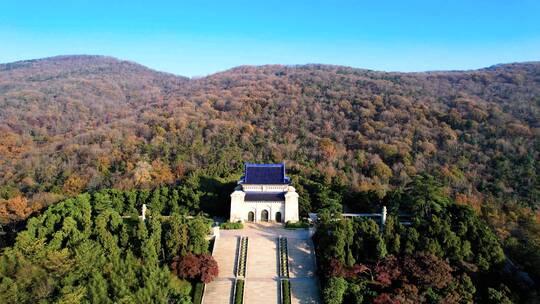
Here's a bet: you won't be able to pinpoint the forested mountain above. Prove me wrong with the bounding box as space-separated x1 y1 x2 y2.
0 55 539 301
1 56 539 222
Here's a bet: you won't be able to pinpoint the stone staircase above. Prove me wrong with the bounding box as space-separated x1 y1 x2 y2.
203 279 234 304
203 236 238 304
287 238 320 304
244 237 280 303
203 225 320 304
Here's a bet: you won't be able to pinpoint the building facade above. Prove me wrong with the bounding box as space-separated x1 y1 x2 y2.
230 163 299 223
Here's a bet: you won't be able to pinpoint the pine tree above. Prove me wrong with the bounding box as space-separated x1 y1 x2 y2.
89 272 111 304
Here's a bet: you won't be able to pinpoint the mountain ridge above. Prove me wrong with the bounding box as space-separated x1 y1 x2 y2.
2 54 540 79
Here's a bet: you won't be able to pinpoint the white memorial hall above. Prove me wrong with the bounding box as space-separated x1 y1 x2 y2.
229 163 299 223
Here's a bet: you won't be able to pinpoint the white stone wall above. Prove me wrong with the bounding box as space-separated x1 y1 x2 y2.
229 198 285 222
239 201 285 222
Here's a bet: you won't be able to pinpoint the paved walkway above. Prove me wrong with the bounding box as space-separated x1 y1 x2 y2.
220 222 311 239
203 236 238 304
244 278 280 304
288 238 320 304
203 278 234 304
203 223 320 304
244 236 279 304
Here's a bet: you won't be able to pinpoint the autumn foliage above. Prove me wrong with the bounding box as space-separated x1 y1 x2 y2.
1 56 539 226
171 253 219 283
0 196 34 223
0 55 539 302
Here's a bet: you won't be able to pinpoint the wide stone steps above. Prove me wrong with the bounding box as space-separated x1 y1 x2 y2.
203 278 234 304
216 236 239 278
288 238 317 278
246 237 278 279
287 239 320 304
290 278 320 304
244 279 280 304
204 225 320 304
203 236 239 304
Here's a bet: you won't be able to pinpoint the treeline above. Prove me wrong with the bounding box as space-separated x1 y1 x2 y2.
0 186 216 304
313 175 536 303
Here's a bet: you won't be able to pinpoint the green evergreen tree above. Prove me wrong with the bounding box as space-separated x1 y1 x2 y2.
323 277 347 304
89 272 111 304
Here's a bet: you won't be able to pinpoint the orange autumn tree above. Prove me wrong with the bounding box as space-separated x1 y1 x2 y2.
151 160 174 185
0 196 33 223
62 174 88 196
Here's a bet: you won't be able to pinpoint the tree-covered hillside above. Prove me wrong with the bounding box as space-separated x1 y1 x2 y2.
0 56 539 301
0 56 538 224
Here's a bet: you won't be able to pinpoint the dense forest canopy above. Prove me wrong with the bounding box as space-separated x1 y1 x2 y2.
0 55 539 301
313 175 527 303
0 185 217 303
0 56 538 223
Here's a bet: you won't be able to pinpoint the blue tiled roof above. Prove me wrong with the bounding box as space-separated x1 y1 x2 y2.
244 192 285 201
241 163 290 184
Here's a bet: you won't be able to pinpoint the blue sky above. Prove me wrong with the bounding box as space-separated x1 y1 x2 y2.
1 0 539 76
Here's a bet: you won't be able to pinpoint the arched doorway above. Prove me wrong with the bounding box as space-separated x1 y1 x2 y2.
261 210 269 222
247 211 255 222
275 212 282 223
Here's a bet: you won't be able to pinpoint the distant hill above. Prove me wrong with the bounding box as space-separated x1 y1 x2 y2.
0 55 539 223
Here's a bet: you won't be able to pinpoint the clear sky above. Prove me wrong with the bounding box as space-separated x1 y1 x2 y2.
1 0 539 77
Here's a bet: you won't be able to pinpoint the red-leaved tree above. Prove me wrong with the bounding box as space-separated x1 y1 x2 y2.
199 254 219 283
170 253 219 283
171 253 201 279
373 293 400 304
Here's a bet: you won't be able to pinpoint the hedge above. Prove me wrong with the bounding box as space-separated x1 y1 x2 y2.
234 279 245 304
282 279 291 304
192 282 204 304
285 220 309 229
220 221 244 230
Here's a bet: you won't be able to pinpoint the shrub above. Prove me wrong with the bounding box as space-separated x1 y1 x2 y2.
171 254 201 279
199 254 219 283
285 220 309 229
220 221 244 230
171 253 219 283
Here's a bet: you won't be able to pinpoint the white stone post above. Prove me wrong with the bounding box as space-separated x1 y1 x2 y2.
284 186 299 223
230 190 246 222
141 204 147 222
213 226 220 239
